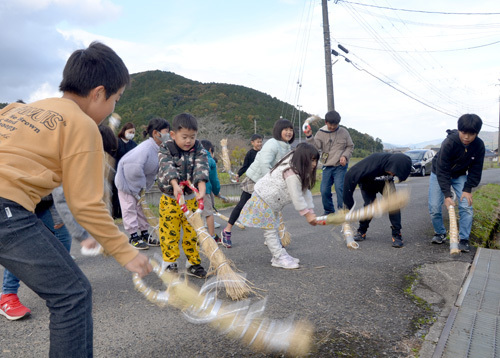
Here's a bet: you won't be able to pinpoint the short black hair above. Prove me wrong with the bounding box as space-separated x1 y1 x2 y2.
272 118 295 143
201 139 214 153
144 117 170 138
457 114 482 134
59 41 130 99
171 113 198 132
250 134 263 142
325 110 341 125
98 124 118 155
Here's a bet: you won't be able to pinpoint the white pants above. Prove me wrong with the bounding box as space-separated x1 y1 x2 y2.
263 228 285 259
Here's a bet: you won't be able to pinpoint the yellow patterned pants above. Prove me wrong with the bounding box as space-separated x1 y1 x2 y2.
159 195 201 265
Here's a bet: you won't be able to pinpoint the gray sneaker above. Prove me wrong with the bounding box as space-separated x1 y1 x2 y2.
431 233 446 244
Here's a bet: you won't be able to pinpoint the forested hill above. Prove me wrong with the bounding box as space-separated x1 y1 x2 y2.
0 70 383 157
115 70 382 156
115 70 299 137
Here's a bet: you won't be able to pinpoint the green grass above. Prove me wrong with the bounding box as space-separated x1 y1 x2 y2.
471 183 500 248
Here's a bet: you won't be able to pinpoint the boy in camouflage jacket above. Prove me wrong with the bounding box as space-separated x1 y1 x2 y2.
157 113 210 278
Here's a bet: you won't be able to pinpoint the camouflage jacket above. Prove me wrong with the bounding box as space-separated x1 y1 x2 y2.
157 140 209 197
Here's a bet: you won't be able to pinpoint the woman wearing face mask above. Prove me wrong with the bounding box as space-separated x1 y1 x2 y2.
112 122 138 218
115 122 138 164
115 117 170 249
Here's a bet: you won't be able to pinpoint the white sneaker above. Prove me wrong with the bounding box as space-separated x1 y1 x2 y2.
214 221 221 229
285 253 300 264
271 253 299 269
270 252 300 264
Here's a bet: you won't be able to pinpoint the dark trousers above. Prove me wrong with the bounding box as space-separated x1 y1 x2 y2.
0 198 93 357
228 191 252 225
358 185 402 236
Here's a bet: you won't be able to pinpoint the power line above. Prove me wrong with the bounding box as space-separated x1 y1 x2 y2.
338 39 500 53
335 1 500 15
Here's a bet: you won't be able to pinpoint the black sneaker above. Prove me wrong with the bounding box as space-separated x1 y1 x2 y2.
140 230 159 246
354 232 367 242
130 237 149 250
162 262 178 273
392 234 404 248
213 234 221 244
458 239 470 253
186 264 207 278
431 233 446 244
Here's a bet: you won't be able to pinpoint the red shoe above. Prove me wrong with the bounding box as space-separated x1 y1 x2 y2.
0 294 31 320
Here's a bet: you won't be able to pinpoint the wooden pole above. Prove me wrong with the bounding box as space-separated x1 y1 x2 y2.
322 0 335 111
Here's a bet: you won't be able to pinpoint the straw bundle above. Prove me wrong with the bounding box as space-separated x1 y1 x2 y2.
278 212 291 247
315 187 410 226
301 115 322 133
133 259 312 356
448 205 460 255
214 211 245 230
220 138 238 183
177 186 253 300
219 195 241 203
137 189 160 241
108 112 121 133
342 222 359 249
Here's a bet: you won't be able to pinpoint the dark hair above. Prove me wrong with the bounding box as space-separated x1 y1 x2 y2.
201 139 214 153
171 113 198 132
325 110 341 125
272 118 295 143
98 124 118 156
16 99 25 104
457 114 482 134
117 122 135 140
143 117 170 138
59 41 130 99
250 134 263 142
271 143 319 191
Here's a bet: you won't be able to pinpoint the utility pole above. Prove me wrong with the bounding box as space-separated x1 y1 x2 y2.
254 117 257 134
322 0 335 111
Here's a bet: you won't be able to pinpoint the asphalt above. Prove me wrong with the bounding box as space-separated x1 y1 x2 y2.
1 169 500 358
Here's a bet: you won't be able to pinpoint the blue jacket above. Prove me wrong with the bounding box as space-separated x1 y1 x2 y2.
205 150 220 195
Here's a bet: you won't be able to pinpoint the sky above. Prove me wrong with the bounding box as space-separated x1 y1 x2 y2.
1 0 499 145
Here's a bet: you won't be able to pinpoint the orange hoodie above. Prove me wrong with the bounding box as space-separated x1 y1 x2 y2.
0 98 137 266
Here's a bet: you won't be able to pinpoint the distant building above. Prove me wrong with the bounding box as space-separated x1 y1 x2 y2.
484 149 498 162
384 147 410 153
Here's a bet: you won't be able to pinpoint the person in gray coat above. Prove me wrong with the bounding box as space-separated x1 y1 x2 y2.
305 110 354 215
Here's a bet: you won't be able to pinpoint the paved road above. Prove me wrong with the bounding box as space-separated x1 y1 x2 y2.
2 169 500 357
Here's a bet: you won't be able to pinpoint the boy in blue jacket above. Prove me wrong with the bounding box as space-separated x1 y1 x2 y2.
200 140 221 242
429 114 485 252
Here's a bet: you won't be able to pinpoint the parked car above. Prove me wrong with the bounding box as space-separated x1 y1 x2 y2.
404 149 435 176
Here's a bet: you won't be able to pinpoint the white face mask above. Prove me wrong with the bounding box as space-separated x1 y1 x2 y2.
125 133 135 140
159 132 170 142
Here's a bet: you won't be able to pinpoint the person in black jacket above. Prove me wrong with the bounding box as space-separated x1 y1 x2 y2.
343 152 412 248
220 134 263 246
428 114 485 252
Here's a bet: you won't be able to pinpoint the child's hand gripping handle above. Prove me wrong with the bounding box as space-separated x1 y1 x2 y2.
178 180 204 214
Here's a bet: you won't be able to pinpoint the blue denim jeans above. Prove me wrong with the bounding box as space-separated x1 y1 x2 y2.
3 207 72 294
0 198 93 357
428 172 473 241
320 165 348 214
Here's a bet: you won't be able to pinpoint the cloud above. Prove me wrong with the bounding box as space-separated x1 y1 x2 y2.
0 0 122 102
